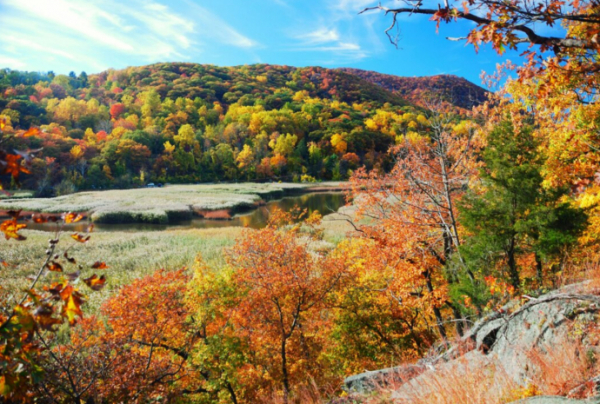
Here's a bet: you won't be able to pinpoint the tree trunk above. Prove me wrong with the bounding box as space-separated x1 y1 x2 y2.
226 382 238 404
424 269 447 341
281 336 290 404
535 253 544 286
507 237 520 290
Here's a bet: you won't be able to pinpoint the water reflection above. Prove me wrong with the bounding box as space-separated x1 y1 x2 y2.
25 192 346 233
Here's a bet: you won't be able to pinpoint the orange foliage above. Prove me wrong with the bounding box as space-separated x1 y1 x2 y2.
223 210 344 401
110 103 125 119
40 270 197 403
349 112 481 340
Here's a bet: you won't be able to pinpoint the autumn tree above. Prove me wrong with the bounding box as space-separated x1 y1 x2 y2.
36 270 206 403
109 103 125 119
222 210 344 402
349 108 480 338
364 0 600 249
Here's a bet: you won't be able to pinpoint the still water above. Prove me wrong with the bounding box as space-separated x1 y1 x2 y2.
26 192 347 233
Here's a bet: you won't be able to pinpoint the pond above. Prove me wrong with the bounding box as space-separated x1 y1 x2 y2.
25 192 347 233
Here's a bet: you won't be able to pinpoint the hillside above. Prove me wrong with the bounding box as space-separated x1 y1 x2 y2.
339 67 489 110
0 63 480 194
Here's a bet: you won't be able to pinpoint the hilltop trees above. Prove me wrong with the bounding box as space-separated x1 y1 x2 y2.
0 64 474 193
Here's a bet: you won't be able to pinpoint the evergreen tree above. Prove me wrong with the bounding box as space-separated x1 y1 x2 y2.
458 121 587 292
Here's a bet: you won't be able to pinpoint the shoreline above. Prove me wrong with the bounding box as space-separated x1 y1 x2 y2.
0 183 348 225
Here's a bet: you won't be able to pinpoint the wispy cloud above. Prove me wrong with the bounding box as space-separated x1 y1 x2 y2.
0 0 258 72
0 56 26 69
286 0 384 64
182 0 258 49
298 28 341 44
290 26 368 63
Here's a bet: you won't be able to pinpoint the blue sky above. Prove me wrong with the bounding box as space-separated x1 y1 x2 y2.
0 0 525 86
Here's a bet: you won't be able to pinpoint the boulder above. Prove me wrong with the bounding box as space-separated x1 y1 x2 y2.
343 283 600 401
510 397 600 404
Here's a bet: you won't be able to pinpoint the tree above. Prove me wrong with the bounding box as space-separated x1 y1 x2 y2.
110 103 126 119
39 270 199 403
236 144 255 180
174 123 198 150
362 0 599 70
269 133 298 157
458 121 587 292
225 210 344 402
349 109 481 338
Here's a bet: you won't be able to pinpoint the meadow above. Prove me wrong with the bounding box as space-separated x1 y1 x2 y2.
0 201 356 312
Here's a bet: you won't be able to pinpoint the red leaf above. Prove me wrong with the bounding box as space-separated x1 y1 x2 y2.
83 274 106 291
91 261 109 270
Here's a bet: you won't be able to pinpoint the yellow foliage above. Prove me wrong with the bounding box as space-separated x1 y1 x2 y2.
70 145 84 160
163 141 175 154
293 90 309 102
236 144 254 169
109 127 129 140
125 114 139 128
269 133 298 157
331 133 348 154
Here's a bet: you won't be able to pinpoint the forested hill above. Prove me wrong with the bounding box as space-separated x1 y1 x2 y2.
0 63 481 193
339 67 489 110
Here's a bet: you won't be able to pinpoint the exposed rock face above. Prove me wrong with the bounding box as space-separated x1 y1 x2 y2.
343 283 600 402
513 397 600 404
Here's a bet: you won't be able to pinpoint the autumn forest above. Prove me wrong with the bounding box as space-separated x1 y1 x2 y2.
2 0 600 403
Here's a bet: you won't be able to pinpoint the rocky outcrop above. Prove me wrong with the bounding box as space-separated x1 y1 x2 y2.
513 397 600 404
343 283 600 402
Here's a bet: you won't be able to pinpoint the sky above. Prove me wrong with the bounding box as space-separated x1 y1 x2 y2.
0 0 528 87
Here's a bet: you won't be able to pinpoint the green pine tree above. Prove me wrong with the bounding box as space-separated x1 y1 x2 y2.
457 121 587 296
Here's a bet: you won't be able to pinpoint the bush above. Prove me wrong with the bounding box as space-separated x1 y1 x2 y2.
54 179 77 196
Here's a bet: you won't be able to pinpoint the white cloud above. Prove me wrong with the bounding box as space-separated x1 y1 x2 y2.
0 56 26 69
0 0 258 72
298 28 341 44
291 27 368 62
183 0 258 49
330 0 379 15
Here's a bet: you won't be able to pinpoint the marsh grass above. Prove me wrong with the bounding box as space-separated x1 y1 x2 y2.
1 188 350 317
0 183 342 224
0 190 34 199
1 227 244 311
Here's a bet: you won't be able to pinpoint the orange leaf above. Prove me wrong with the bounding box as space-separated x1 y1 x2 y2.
63 212 83 224
83 274 106 291
0 219 26 240
46 261 63 272
21 127 41 137
60 285 84 325
63 252 76 264
71 233 90 243
32 213 49 223
1 154 31 179
33 304 62 331
91 261 109 269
